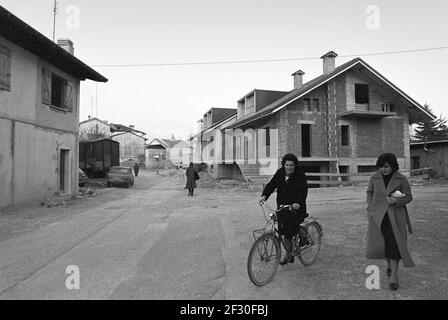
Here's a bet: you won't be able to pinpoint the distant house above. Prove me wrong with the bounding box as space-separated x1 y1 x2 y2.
79 117 147 164
146 138 191 168
111 129 147 164
79 117 112 139
0 6 107 207
193 51 434 184
411 140 448 178
190 107 237 167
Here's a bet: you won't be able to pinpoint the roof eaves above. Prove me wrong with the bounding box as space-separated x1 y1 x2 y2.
0 5 107 82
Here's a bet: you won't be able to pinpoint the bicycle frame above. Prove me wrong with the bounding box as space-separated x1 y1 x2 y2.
255 202 322 256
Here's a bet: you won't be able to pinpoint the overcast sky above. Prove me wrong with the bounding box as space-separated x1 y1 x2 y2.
1 0 447 141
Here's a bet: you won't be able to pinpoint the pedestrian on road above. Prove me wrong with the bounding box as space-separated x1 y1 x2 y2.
259 153 308 265
133 162 140 177
185 162 197 196
366 152 415 291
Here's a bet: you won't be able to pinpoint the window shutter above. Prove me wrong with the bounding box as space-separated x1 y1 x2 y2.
0 45 11 91
42 68 52 105
64 80 74 112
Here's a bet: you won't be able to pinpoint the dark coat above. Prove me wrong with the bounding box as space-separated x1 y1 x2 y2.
366 170 415 267
262 167 308 225
185 166 197 189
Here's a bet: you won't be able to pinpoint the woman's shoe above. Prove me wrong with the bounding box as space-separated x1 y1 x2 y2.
280 256 294 265
386 267 391 277
389 281 399 291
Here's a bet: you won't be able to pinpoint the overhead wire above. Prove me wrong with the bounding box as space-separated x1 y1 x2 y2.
90 45 448 68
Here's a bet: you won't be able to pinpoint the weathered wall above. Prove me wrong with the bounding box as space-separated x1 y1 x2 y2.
0 118 13 207
0 37 38 123
13 122 78 203
112 133 146 160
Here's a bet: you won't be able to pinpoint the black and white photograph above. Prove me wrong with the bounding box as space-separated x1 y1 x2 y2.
0 0 447 308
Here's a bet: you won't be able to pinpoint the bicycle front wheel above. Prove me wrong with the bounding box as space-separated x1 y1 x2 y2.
247 233 281 286
298 221 322 266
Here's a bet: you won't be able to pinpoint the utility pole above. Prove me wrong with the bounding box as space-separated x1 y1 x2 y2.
52 0 58 42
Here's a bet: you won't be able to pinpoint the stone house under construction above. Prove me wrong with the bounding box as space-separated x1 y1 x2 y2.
196 51 434 185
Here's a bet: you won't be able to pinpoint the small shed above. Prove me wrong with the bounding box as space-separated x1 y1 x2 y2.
410 140 448 178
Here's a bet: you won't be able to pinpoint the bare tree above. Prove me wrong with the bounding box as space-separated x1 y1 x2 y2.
79 126 110 141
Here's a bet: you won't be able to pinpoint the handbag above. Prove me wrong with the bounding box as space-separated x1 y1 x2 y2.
194 171 200 180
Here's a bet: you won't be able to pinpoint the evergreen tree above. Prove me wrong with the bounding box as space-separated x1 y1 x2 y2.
413 104 448 142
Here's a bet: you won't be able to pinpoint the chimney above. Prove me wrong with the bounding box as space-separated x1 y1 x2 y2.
291 70 305 89
57 38 74 55
129 125 135 129
321 51 338 74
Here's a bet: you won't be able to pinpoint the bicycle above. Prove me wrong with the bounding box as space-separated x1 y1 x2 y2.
247 201 323 287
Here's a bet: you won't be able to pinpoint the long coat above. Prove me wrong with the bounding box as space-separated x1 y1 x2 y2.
366 170 415 268
185 166 197 189
262 167 308 222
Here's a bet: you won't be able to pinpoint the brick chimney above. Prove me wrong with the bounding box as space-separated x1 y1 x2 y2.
321 51 338 74
291 70 305 89
57 38 74 55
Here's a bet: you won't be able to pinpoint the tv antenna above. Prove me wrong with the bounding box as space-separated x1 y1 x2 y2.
52 0 59 42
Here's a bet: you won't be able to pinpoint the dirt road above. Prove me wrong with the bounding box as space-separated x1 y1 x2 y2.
0 170 447 299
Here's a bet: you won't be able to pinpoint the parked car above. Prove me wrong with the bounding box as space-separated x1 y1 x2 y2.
78 168 88 187
107 166 134 188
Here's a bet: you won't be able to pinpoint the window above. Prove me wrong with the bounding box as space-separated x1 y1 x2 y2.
355 84 369 104
341 125 350 146
265 127 270 157
313 98 320 112
0 44 11 91
42 68 75 112
412 156 420 170
357 165 377 173
381 103 395 112
338 166 349 182
304 98 311 111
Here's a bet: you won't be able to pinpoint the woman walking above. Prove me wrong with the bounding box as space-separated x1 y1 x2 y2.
366 153 415 291
185 162 197 196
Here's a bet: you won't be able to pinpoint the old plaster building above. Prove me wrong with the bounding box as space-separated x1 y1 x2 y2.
0 6 107 207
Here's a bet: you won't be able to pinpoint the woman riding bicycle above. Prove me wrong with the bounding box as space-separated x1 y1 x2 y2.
259 153 308 265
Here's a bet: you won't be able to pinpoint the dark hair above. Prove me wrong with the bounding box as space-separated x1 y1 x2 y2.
376 153 399 172
281 153 299 168
189 162 194 167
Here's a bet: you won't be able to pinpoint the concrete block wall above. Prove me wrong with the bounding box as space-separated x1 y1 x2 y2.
355 117 405 158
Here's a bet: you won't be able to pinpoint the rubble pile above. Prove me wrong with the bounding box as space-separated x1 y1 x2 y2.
40 199 67 208
78 188 97 198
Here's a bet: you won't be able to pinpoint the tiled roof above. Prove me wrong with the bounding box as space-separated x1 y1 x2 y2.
227 58 363 128
227 57 434 129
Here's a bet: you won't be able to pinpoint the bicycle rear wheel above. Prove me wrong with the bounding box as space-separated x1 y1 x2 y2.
247 233 280 286
298 221 322 266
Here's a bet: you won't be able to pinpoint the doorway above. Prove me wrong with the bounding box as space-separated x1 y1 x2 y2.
59 149 70 194
302 124 311 157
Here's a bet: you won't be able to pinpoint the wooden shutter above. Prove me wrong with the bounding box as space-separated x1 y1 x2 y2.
41 68 52 105
0 45 11 91
64 81 74 112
